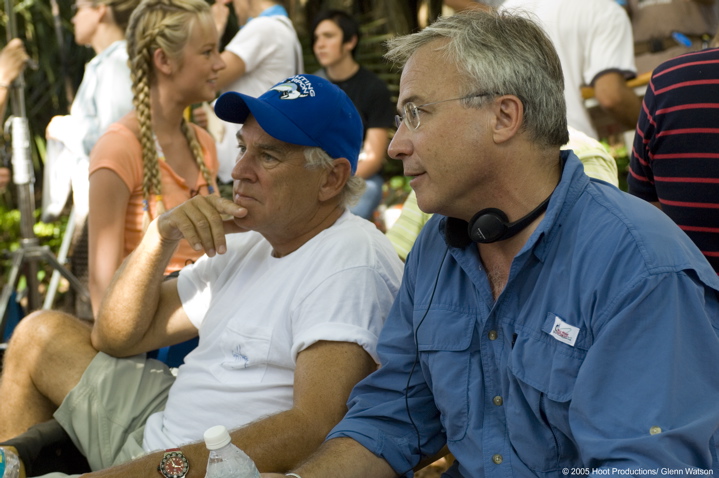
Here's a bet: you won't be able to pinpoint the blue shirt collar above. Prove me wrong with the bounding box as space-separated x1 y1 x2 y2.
528 150 588 261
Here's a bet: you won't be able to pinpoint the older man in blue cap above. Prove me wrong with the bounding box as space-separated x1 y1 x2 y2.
0 74 403 478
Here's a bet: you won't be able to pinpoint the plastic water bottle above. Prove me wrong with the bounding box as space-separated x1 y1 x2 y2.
203 425 260 478
0 447 20 478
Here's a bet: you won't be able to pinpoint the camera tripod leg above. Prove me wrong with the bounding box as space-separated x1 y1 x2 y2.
0 245 90 341
43 208 76 309
40 247 89 302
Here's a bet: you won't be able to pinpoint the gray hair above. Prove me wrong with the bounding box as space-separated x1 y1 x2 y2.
385 9 569 148
303 147 366 208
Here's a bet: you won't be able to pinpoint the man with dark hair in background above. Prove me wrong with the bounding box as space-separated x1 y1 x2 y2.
311 10 395 221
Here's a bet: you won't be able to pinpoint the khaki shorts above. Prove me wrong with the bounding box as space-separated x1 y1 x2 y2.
41 352 176 476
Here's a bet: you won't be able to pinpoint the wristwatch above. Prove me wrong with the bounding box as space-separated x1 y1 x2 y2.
158 448 189 478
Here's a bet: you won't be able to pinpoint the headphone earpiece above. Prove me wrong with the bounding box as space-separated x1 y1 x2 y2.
446 155 566 246
465 192 553 244
468 208 509 243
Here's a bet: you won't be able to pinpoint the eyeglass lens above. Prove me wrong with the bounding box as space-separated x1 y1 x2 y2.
395 103 421 130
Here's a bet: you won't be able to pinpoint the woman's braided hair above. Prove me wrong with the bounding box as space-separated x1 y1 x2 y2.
125 0 215 230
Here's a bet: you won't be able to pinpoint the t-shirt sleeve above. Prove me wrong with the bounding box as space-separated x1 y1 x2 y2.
88 125 141 192
289 265 394 363
176 253 215 329
223 18 282 74
584 2 637 86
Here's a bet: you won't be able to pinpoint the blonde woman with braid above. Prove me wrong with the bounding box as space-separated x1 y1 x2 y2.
87 0 224 315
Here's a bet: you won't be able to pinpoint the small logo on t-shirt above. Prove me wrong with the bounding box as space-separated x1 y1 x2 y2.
232 344 250 368
549 315 580 347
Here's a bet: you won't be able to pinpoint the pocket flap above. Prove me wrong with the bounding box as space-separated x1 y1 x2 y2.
416 310 476 352
509 314 587 402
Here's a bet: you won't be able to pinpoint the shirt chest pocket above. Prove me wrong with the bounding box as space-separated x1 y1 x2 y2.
211 323 272 384
506 313 588 472
416 310 478 443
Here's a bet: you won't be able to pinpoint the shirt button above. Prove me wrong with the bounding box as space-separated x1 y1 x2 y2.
492 454 503 464
650 426 662 435
493 396 503 406
488 330 498 340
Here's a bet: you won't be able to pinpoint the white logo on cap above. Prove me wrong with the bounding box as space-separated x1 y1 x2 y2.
271 76 315 100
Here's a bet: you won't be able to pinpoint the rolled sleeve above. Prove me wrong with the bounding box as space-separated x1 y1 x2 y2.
585 3 637 86
327 261 446 475
177 254 213 330
571 271 719 470
290 266 396 364
292 323 379 363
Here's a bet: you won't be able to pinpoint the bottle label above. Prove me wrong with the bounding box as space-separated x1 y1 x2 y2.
0 447 6 476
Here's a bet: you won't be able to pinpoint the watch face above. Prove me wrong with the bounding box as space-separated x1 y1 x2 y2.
160 451 188 478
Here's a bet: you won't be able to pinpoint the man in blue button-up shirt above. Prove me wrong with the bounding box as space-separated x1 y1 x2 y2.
264 8 719 478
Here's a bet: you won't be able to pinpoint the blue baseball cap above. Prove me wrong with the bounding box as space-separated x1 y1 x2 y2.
214 74 364 174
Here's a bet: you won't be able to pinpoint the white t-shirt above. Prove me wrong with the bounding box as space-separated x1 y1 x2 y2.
501 0 636 138
142 211 403 451
215 15 304 181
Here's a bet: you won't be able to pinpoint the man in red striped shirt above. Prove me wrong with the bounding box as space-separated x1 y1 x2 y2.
629 35 719 274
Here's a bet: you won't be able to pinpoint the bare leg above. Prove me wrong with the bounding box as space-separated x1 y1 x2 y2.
0 310 97 441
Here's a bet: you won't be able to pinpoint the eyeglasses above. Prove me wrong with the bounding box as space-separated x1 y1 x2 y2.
394 93 496 131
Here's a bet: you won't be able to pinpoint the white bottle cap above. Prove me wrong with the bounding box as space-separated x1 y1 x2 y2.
204 425 232 450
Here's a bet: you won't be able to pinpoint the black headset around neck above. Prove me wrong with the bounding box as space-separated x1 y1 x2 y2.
445 156 565 247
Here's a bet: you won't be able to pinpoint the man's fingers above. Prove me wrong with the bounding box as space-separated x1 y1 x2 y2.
180 200 225 255
180 196 239 256
158 196 247 257
206 195 247 218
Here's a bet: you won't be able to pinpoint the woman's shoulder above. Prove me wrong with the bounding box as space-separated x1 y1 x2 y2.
90 114 140 168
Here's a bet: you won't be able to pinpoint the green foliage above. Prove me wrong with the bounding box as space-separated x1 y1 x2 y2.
0 206 66 252
0 204 68 288
383 174 411 207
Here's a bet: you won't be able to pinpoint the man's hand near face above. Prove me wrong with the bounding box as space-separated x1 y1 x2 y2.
157 194 248 257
